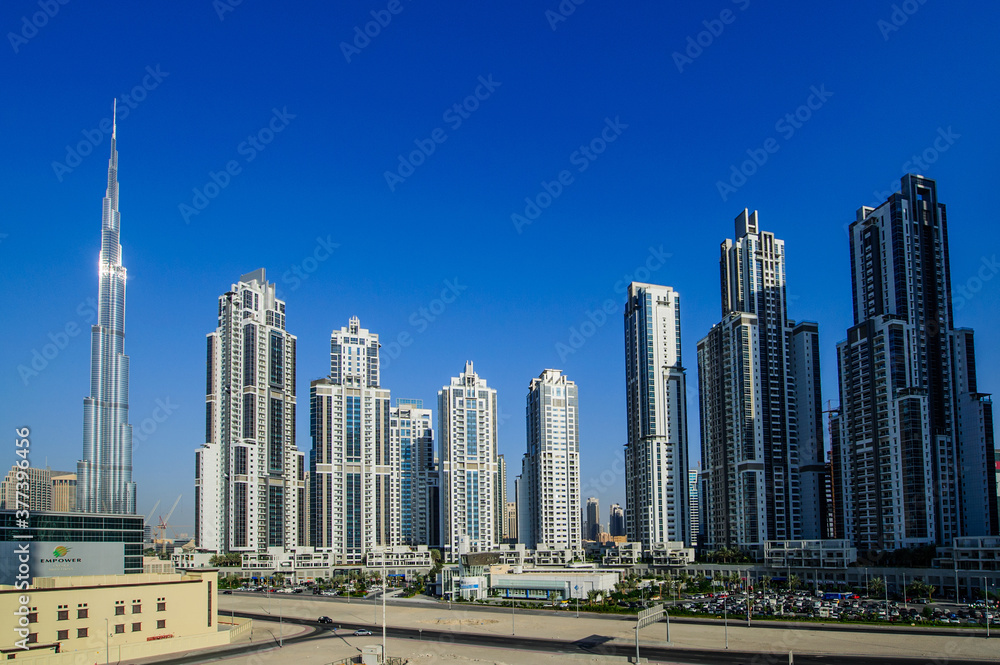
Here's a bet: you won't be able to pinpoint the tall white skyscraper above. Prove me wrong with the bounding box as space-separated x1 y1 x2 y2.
391 398 437 547
439 361 499 558
310 317 395 564
195 269 304 553
78 103 136 514
697 211 825 552
624 282 691 547
520 370 581 549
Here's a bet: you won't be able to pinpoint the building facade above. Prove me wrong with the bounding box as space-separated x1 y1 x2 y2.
195 269 304 554
697 211 825 553
624 282 691 547
78 107 136 515
391 399 438 547
439 362 499 558
51 473 77 513
310 317 394 564
834 175 998 551
504 501 517 544
520 370 581 549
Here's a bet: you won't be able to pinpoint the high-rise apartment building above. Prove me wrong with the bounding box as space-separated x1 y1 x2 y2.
518 370 581 549
584 497 600 541
688 469 699 547
391 398 437 547
0 466 52 511
624 282 691 546
697 211 825 552
439 361 499 558
609 503 625 538
78 104 136 515
834 175 998 550
496 454 508 542
310 317 394 564
195 269 304 554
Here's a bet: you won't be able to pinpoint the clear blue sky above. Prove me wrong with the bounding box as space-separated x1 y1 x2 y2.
2 0 999 535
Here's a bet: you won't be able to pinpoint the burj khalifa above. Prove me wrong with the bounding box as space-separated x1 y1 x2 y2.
77 101 136 514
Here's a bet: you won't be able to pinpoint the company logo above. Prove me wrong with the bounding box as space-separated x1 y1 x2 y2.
52 546 71 558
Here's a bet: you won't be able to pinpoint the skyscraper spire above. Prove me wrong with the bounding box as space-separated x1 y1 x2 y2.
78 101 135 514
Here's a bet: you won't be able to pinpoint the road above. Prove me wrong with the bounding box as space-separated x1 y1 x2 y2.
199 611 997 665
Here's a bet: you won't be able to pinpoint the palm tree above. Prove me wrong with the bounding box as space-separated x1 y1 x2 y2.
761 575 772 593
587 589 600 605
787 574 801 592
868 576 885 599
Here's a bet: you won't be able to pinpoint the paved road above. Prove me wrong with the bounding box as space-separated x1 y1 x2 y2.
199 610 997 665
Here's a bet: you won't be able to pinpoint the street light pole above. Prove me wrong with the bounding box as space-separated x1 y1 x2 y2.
382 554 386 664
511 596 515 636
724 596 729 649
105 618 109 665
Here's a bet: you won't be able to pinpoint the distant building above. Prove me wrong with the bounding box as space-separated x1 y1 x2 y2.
439 362 500 557
608 503 625 538
584 497 600 541
496 454 507 543
0 466 51 512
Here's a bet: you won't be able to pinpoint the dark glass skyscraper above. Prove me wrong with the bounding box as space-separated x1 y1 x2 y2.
77 102 136 514
834 175 998 551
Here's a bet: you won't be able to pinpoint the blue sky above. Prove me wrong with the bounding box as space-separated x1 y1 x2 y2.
2 0 999 535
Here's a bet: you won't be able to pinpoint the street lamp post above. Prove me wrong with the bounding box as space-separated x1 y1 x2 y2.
105 618 109 665
724 594 729 649
382 554 387 665
511 596 515 636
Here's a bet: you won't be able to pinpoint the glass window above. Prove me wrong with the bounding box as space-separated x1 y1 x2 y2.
156 619 166 629
157 602 166 612
57 610 68 620
132 604 141 614
115 606 125 615
115 624 125 634
77 608 88 619
57 630 68 640
77 628 89 638
132 622 142 632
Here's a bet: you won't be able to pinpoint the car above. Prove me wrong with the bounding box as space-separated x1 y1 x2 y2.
318 616 333 624
222 590 233 595
354 629 373 636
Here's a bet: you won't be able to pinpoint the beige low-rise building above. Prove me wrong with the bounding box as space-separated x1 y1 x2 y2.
0 569 246 664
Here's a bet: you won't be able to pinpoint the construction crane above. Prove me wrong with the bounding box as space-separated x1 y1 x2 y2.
154 495 182 554
142 499 161 545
